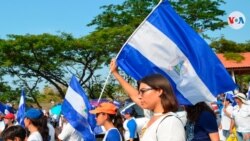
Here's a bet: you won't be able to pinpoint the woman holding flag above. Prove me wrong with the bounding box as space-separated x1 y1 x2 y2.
110 59 185 141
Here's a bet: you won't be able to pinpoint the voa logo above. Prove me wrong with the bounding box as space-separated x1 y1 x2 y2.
228 11 246 29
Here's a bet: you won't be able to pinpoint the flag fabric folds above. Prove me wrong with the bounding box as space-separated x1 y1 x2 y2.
61 76 96 141
17 89 26 127
116 0 236 105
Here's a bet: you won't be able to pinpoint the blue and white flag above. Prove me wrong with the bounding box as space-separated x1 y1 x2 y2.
224 91 236 106
117 0 236 105
62 76 96 141
17 89 26 127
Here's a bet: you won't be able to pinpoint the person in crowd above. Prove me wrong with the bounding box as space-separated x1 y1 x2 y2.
122 108 139 141
57 115 83 141
1 125 26 141
90 102 124 141
219 97 234 140
3 113 15 129
43 110 55 141
110 59 185 141
185 102 219 141
24 108 49 141
229 92 250 141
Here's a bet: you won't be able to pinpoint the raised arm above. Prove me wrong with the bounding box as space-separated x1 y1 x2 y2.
110 59 141 107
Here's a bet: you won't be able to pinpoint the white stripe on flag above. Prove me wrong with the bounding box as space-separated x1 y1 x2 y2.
65 86 87 118
128 21 216 104
19 96 24 107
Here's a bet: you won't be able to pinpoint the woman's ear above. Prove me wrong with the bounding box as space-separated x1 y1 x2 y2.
157 89 163 97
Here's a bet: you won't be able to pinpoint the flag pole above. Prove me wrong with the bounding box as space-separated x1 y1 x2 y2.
98 70 111 103
98 0 163 102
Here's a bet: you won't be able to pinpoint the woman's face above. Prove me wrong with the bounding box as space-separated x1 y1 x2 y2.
138 83 161 110
24 118 30 128
234 97 242 104
95 113 107 126
3 118 12 125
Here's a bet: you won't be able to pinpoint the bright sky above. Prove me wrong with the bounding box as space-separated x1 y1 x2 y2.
0 0 249 43
0 0 124 38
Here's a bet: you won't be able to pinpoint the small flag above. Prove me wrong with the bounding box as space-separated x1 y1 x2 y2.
61 75 96 141
16 89 26 127
224 91 236 106
116 0 236 105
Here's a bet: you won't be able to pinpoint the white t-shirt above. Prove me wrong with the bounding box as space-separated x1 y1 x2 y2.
140 112 185 141
58 122 84 141
232 104 250 132
28 131 43 141
221 105 233 130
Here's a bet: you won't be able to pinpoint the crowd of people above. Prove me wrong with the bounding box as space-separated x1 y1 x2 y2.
0 59 249 141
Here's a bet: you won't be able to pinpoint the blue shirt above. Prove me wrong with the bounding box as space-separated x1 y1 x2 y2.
103 128 122 141
127 118 137 138
192 111 218 141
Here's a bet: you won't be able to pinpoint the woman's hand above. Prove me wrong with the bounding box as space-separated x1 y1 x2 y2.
110 59 118 74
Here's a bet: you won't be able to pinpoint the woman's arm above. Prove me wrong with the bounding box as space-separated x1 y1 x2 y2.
110 59 141 107
209 132 220 141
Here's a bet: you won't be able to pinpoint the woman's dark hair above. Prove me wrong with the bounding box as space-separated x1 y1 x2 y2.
29 115 49 141
1 125 26 141
185 102 216 122
107 110 125 141
138 74 179 113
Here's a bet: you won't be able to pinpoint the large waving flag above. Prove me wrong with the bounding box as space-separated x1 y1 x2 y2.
116 0 236 105
61 75 96 141
17 89 26 127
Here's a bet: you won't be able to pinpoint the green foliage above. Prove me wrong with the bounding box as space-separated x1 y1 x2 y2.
224 52 245 63
171 0 226 33
0 33 108 99
210 37 248 53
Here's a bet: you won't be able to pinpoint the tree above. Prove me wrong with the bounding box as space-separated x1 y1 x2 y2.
0 33 108 99
171 0 226 34
210 37 248 53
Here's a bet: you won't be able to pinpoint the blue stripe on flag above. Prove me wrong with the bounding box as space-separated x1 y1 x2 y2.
62 76 96 141
117 0 236 105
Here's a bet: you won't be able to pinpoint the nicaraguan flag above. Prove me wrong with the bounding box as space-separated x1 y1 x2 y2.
117 0 236 105
62 75 96 141
17 89 26 127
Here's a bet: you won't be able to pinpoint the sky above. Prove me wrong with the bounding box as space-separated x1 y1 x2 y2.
0 0 124 38
0 0 249 43
0 0 249 90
